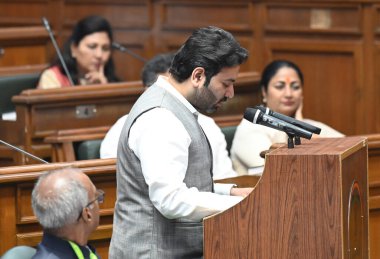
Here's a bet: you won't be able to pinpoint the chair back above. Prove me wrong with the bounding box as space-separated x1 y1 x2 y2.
221 125 237 155
1 245 36 259
75 140 102 160
0 73 40 114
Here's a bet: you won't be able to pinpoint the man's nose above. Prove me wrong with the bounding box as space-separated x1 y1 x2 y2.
226 85 234 99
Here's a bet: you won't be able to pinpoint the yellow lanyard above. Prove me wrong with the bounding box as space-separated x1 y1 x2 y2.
68 240 98 259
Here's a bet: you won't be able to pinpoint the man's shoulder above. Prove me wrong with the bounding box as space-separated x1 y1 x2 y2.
32 247 64 259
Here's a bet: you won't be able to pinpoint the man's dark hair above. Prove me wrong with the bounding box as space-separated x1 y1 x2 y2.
169 26 248 86
141 53 175 87
51 15 119 84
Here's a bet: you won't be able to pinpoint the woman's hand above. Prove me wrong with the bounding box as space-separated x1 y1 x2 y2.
295 97 304 120
84 64 108 85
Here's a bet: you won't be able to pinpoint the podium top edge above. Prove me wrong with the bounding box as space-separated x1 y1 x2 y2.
267 136 366 157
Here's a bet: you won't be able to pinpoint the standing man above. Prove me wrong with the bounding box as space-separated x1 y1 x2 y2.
100 52 238 180
32 167 103 259
109 26 250 259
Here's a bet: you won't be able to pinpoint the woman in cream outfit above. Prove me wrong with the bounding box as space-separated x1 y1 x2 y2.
230 60 344 175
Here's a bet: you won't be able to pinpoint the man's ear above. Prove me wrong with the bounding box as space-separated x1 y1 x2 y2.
81 207 93 223
191 67 205 88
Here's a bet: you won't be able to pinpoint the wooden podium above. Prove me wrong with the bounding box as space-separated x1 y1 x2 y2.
204 137 369 259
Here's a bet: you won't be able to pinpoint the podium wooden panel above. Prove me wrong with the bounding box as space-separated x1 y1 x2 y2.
204 137 369 259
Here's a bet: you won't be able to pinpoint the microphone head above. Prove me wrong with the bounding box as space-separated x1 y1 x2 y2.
254 105 321 135
255 105 269 114
244 107 261 123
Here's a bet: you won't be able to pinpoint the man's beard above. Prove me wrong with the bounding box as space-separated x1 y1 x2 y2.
191 85 226 114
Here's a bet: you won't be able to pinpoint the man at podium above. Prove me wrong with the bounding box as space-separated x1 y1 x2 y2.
109 26 251 259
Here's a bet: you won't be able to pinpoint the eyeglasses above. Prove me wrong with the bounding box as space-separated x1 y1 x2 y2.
86 189 105 208
77 189 105 221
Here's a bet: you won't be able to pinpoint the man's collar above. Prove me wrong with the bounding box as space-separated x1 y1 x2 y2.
157 76 197 115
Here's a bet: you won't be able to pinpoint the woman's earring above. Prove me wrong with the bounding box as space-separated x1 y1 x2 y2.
262 97 267 103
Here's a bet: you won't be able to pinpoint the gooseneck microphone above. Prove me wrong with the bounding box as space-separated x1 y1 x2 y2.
0 139 49 164
112 42 147 63
255 105 321 135
42 17 74 86
244 107 313 140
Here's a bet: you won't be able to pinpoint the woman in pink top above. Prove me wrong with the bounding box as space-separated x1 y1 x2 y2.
38 15 119 89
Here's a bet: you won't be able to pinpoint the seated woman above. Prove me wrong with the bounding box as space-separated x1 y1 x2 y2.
38 15 119 89
230 60 344 175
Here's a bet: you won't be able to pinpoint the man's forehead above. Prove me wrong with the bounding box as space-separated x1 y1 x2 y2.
214 66 240 80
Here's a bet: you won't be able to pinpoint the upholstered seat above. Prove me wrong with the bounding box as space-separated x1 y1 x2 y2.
75 139 102 160
0 73 40 114
1 245 36 259
220 125 237 155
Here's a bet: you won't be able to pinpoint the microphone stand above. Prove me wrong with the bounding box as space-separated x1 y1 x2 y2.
42 17 75 86
112 42 147 63
0 139 49 164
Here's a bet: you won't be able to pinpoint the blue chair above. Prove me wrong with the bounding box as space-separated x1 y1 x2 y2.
1 245 36 259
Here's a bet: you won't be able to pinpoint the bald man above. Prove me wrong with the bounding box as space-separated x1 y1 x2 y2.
31 167 103 259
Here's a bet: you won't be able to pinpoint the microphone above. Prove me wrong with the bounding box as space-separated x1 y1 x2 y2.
42 17 74 86
255 105 321 135
244 107 313 140
112 42 147 63
0 139 49 164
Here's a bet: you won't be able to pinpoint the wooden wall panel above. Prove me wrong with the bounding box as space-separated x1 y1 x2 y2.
373 5 380 133
0 1 49 27
160 1 253 31
0 27 50 75
373 43 380 133
265 3 362 34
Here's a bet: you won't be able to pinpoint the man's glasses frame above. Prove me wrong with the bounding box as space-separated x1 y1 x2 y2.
86 189 105 208
77 189 105 220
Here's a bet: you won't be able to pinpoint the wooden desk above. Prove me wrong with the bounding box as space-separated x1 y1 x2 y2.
0 81 145 165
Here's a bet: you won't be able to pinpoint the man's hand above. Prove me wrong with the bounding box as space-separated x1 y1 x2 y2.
230 187 253 198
